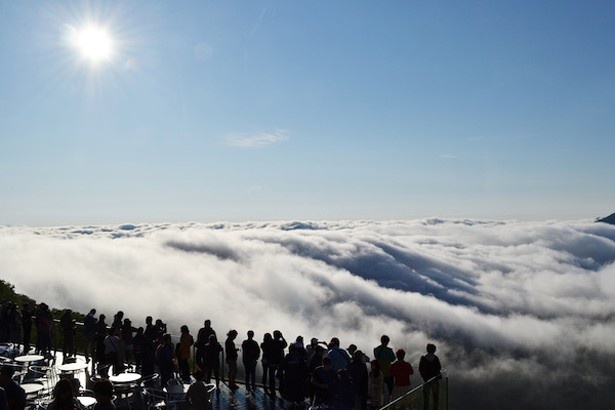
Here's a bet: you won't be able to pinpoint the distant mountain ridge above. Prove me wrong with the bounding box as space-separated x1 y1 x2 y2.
596 212 615 225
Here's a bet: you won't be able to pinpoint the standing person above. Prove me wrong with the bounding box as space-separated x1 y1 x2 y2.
224 330 239 390
104 328 121 376
7 305 20 346
307 345 326 403
260 333 273 393
390 349 414 410
373 335 396 403
241 330 260 393
156 334 175 387
327 337 351 372
132 327 146 373
111 312 124 331
196 320 216 374
95 314 108 376
347 350 368 410
20 303 33 355
419 344 442 410
142 317 157 376
196 320 216 347
281 343 307 406
112 313 127 367
121 318 136 366
268 330 287 396
35 303 53 358
368 360 384 408
203 335 223 388
83 309 97 364
178 325 194 383
60 310 75 359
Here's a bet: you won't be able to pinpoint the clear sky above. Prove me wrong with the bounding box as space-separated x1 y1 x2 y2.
1 0 614 226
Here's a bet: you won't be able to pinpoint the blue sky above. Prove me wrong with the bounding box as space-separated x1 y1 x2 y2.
1 0 614 226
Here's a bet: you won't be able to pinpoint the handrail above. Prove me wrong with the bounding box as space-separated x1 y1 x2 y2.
378 369 448 410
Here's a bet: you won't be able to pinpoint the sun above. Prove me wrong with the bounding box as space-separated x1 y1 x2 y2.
70 24 115 65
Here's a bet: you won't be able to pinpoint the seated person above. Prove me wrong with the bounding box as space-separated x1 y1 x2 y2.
93 380 115 410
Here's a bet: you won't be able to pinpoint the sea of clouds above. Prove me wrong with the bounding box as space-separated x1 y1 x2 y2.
1 218 614 409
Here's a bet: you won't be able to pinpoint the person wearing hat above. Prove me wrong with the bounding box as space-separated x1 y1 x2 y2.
0 366 25 410
224 330 239 390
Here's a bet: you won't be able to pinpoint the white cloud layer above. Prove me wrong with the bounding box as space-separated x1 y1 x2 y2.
1 218 614 409
225 130 288 148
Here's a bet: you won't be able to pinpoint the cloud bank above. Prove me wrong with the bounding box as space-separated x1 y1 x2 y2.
1 219 614 409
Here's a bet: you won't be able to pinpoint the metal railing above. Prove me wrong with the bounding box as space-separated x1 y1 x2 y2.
379 370 448 410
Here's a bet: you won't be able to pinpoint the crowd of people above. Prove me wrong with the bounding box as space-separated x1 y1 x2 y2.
0 301 444 410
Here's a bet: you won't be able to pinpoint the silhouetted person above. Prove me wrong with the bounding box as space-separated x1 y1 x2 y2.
104 328 121 375
241 330 260 393
307 344 326 402
327 337 351 372
132 327 146 373
196 320 215 376
20 303 33 355
178 325 194 383
337 369 355 410
83 308 97 363
0 366 25 410
0 386 9 410
373 335 395 403
111 311 124 331
121 318 137 366
35 303 53 358
419 343 442 410
156 333 175 387
268 330 287 396
46 379 80 410
93 379 115 410
347 350 368 410
94 314 108 375
260 333 273 392
369 360 384 408
203 334 222 388
224 330 239 390
197 320 216 348
311 357 338 407
142 316 157 376
186 370 212 410
281 342 307 406
60 309 75 359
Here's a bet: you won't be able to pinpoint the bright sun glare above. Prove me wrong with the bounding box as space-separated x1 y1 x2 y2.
70 24 114 65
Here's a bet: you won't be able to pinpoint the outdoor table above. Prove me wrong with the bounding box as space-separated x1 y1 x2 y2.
14 355 45 378
57 362 89 373
109 372 142 384
110 373 142 410
77 396 97 408
20 383 44 395
14 355 44 364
